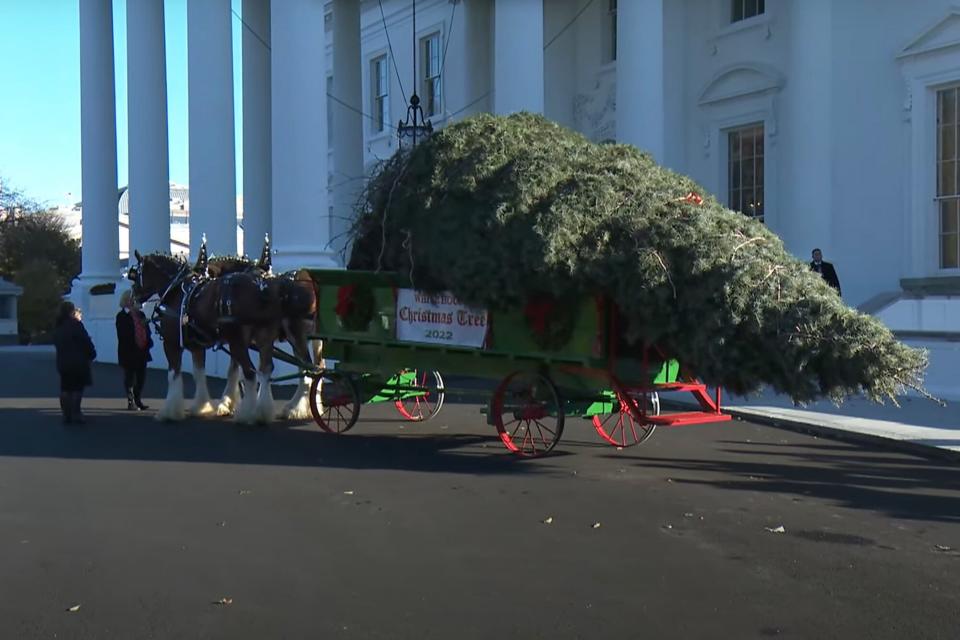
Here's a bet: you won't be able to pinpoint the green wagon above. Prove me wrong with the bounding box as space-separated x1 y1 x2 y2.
273 269 731 458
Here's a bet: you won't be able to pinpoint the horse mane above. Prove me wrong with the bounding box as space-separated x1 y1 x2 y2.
142 252 187 270
206 255 257 277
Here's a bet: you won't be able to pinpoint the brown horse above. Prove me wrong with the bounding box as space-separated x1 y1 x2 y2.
129 250 283 424
199 240 320 421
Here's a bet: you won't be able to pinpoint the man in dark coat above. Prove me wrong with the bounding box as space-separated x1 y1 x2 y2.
53 301 97 423
116 290 153 410
810 248 841 295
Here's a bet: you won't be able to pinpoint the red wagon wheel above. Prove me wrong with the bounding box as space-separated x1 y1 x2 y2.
308 372 360 434
492 371 564 457
395 370 446 422
592 388 658 448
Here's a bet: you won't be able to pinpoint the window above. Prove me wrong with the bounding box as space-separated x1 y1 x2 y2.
0 297 11 320
371 55 390 133
731 0 764 23
606 0 617 63
938 86 960 268
728 124 764 222
420 33 442 117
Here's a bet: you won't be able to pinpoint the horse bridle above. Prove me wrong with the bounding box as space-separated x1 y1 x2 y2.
134 260 195 336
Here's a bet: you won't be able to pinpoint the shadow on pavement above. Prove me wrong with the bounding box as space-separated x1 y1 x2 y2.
0 404 570 475
0 348 577 475
625 438 960 524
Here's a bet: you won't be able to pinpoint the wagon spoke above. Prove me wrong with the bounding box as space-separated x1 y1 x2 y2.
592 388 657 448
532 419 555 436
532 420 547 448
522 425 536 455
310 374 359 435
493 372 564 457
627 415 640 443
396 370 446 422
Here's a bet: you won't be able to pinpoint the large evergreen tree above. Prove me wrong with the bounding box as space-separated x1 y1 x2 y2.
349 113 927 404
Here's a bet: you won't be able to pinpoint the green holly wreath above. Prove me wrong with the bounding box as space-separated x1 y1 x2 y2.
334 283 376 331
523 295 579 351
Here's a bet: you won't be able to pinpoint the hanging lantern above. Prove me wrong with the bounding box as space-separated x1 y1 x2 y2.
397 94 433 150
396 0 433 150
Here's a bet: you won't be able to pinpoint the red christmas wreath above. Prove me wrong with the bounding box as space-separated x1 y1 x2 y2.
334 283 375 331
523 294 578 351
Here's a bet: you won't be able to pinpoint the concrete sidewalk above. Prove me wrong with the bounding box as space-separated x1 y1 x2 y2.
674 388 959 460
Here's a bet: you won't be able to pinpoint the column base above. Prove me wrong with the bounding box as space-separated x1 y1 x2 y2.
67 274 127 367
70 274 126 320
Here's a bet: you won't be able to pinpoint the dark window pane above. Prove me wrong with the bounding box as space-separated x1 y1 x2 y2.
942 233 959 268
728 124 764 220
757 0 765 14
742 160 755 189
742 133 755 159
941 126 956 161
942 199 959 234
729 132 741 161
941 161 957 196
940 88 957 126
745 0 758 19
732 0 743 22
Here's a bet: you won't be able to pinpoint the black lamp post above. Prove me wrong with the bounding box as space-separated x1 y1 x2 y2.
397 0 432 149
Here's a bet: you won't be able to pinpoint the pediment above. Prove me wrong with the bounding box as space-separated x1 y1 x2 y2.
898 9 960 59
698 64 783 106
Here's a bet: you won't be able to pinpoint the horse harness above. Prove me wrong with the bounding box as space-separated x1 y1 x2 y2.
150 267 218 350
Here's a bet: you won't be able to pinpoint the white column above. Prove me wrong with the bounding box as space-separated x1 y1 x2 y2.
271 0 336 270
331 0 363 266
784 0 832 257
459 0 492 117
79 0 120 284
127 0 171 259
188 0 237 258
616 0 684 168
242 0 271 259
493 0 543 114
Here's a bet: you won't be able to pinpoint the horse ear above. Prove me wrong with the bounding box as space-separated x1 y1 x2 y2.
134 250 142 262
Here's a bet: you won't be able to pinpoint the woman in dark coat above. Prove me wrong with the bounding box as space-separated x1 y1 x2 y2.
116 290 152 410
53 301 97 423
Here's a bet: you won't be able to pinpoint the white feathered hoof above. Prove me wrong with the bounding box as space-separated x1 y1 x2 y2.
191 400 216 417
254 372 276 425
215 397 235 417
156 373 186 422
234 380 258 426
280 395 311 421
279 376 312 421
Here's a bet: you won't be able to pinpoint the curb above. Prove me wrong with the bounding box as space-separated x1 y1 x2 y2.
663 400 960 463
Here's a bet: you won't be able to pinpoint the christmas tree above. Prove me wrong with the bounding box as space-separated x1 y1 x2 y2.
349 113 927 404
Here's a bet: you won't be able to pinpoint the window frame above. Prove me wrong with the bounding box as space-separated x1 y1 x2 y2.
731 0 765 24
726 123 766 223
370 54 390 134
937 85 960 268
420 31 442 118
604 0 617 64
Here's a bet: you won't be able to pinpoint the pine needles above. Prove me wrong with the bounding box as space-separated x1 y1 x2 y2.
348 113 928 404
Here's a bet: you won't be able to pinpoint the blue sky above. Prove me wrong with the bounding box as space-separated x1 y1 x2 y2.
0 0 243 208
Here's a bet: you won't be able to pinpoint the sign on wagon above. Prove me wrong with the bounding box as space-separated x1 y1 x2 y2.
396 290 488 348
